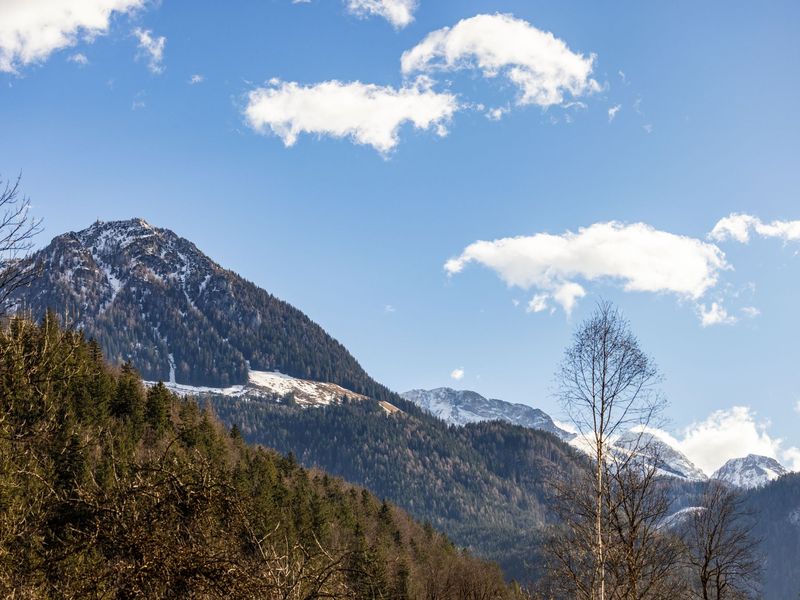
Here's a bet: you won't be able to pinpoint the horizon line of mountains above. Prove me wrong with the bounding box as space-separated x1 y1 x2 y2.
11 217 799 595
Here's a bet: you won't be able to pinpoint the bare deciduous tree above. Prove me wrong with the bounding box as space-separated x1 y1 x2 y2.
681 482 761 600
555 301 665 600
0 174 42 316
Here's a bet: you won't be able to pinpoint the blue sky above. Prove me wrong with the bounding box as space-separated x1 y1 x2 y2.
2 0 799 472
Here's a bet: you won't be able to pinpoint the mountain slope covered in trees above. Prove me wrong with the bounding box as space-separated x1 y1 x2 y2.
210 393 586 582
0 315 523 599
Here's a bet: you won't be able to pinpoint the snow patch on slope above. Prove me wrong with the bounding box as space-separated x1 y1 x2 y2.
146 370 401 412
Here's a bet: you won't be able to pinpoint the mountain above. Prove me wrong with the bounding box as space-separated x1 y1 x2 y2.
14 218 398 398
613 430 708 481
16 218 587 583
712 454 788 489
0 315 521 599
402 387 574 440
742 472 800 599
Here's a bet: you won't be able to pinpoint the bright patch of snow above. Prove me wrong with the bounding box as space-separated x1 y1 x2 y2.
248 370 368 406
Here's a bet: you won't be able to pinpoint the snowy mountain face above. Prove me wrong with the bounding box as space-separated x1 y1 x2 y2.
149 369 401 414
613 431 708 482
401 387 574 440
14 218 400 401
712 454 788 489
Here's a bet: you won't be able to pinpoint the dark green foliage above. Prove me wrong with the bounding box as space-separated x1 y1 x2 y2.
0 317 520 599
145 381 171 435
210 394 586 583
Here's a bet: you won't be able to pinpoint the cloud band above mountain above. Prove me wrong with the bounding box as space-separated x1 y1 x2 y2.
445 221 728 316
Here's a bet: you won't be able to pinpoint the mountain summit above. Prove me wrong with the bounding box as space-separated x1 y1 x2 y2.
401 387 574 440
14 218 393 396
712 454 788 489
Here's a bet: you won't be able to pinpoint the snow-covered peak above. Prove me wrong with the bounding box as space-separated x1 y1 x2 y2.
401 387 574 440
613 430 708 481
712 454 788 489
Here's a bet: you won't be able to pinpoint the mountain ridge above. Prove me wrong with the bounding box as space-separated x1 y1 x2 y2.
15 218 405 402
401 386 574 440
712 454 788 489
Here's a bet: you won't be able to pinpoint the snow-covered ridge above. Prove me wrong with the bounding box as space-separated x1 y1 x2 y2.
712 454 788 489
613 430 708 482
401 387 574 440
148 369 401 413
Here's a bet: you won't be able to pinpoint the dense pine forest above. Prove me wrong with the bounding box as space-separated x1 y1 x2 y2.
0 314 524 599
211 395 584 582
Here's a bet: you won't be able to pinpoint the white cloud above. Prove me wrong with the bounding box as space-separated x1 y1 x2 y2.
445 221 728 316
741 306 760 318
346 0 417 29
401 13 600 107
450 368 465 381
526 293 549 313
608 104 621 121
642 123 653 134
698 302 736 327
133 27 165 74
675 406 798 474
68 52 89 66
0 0 145 73
486 106 509 121
244 78 459 154
710 213 800 243
383 304 396 313
794 400 800 414
189 73 204 85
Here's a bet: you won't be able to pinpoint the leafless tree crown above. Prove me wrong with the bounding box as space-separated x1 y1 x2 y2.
0 174 42 316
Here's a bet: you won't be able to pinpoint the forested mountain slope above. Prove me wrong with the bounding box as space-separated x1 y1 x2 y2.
210 394 586 582
0 315 522 599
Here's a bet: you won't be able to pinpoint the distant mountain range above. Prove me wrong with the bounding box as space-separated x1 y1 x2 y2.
401 387 574 440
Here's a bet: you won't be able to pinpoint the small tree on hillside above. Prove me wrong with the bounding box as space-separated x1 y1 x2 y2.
681 482 761 600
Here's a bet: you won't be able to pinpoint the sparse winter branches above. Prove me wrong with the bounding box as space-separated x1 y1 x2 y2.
0 175 42 316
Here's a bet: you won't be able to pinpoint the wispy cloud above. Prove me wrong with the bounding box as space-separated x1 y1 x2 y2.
133 27 165 74
68 52 89 66
189 74 204 85
697 302 736 327
244 77 459 154
710 213 800 243
346 0 418 28
0 0 146 73
401 13 600 108
450 368 465 381
608 104 621 122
